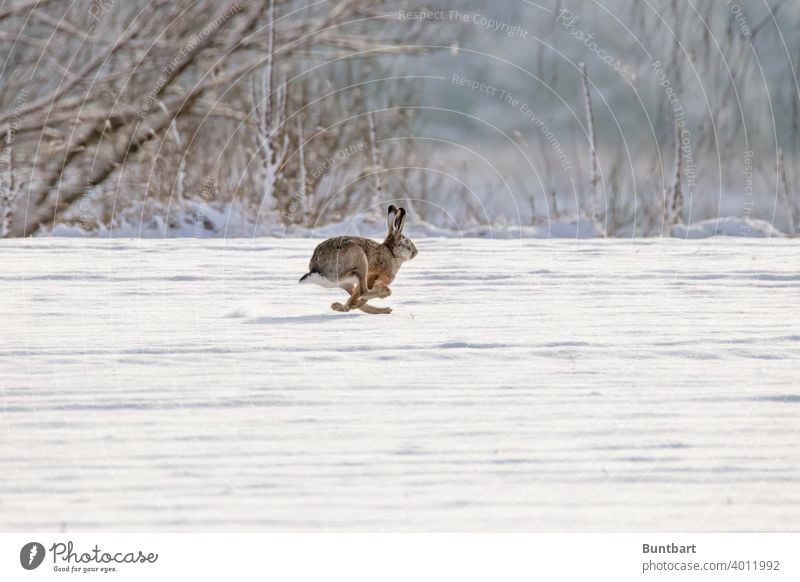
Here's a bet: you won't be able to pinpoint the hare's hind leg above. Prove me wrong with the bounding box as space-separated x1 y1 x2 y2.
357 302 392 315
332 286 391 314
329 249 391 314
331 284 360 312
331 249 370 312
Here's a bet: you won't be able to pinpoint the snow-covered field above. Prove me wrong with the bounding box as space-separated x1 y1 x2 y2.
1 237 798 532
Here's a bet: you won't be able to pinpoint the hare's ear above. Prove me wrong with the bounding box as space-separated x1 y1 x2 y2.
394 207 407 233
387 205 398 234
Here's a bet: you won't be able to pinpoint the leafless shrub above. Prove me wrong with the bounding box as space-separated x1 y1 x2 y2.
0 0 430 236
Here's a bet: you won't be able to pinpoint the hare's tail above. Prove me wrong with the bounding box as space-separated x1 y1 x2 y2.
298 269 319 283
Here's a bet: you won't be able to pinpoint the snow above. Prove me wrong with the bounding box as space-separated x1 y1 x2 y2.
47 208 608 240
671 217 785 239
297 216 605 240
1 237 799 532
46 206 790 240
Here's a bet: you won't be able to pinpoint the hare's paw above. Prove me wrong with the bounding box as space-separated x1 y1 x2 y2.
359 302 392 315
331 302 349 312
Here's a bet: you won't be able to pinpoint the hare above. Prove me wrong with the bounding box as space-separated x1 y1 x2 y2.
299 205 418 314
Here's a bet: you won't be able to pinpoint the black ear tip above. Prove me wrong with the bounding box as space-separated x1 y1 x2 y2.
388 205 397 215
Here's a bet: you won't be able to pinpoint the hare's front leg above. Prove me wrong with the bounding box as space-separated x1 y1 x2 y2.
351 285 392 314
362 285 391 300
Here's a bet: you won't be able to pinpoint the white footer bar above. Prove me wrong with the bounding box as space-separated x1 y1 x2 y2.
1 534 796 581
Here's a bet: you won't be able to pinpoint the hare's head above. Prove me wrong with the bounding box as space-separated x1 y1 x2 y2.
385 205 418 262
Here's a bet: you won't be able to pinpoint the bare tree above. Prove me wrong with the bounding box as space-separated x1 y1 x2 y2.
252 0 292 219
1 140 17 237
580 63 601 228
367 110 383 216
777 149 796 236
666 121 684 227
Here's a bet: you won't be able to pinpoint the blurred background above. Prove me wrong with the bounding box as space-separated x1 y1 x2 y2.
1 0 798 237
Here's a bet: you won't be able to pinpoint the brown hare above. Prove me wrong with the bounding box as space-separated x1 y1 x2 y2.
299 205 418 314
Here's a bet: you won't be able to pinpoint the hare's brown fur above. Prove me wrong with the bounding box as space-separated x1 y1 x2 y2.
299 206 418 314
